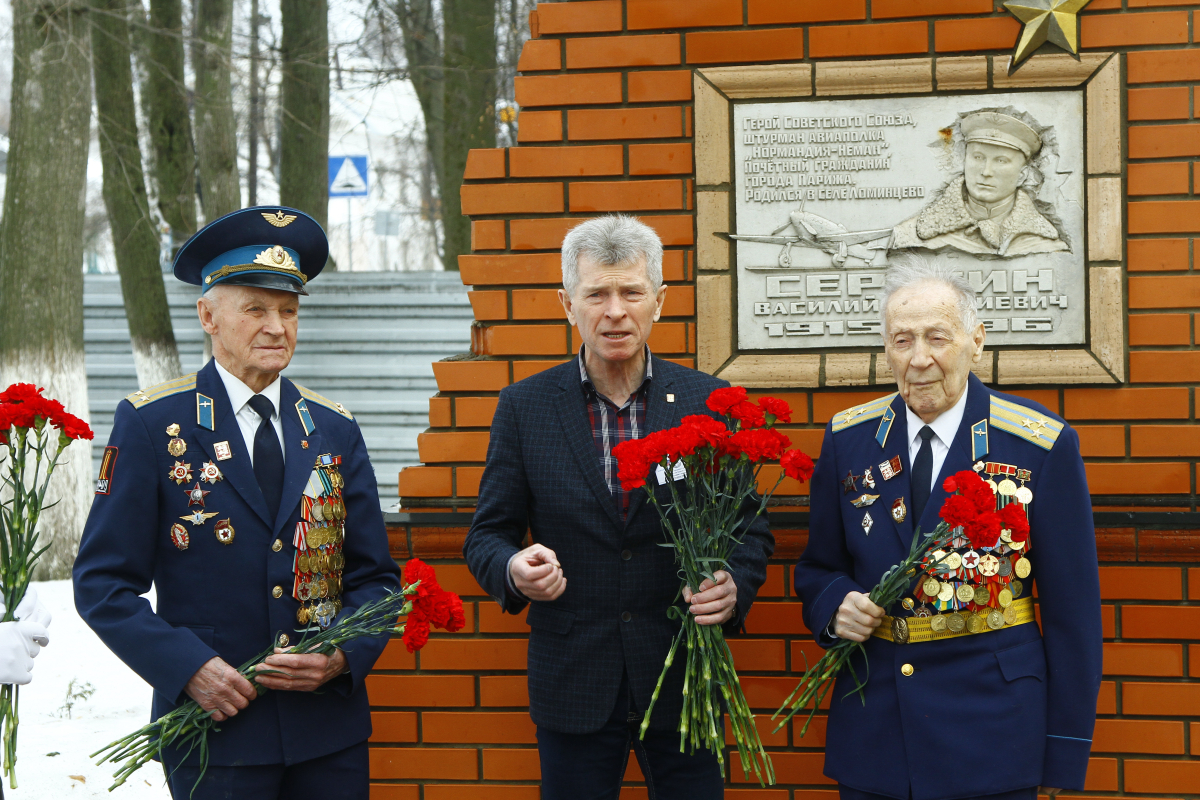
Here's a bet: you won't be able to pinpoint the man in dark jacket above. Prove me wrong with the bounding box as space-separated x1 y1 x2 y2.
464 215 774 800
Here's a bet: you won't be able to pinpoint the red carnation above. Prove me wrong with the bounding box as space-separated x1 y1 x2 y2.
55 412 93 441
681 414 730 450
706 386 747 416
998 502 1030 544
402 612 430 653
404 558 442 599
758 397 793 425
443 593 466 633
938 494 977 529
943 476 957 493
729 401 765 430
781 449 814 483
964 511 1002 549
0 384 43 404
729 428 790 462
953 470 996 515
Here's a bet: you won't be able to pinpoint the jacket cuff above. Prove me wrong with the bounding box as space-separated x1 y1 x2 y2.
1042 734 1092 790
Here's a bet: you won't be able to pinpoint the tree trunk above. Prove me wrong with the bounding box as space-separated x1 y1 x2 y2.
92 0 183 389
192 0 240 221
441 0 496 272
141 0 198 254
0 0 94 579
247 0 260 206
280 0 329 237
395 0 445 265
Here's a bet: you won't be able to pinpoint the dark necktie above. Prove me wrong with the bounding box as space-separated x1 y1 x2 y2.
911 426 935 523
248 394 284 520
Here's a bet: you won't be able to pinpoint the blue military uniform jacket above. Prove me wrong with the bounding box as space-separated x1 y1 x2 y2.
795 373 1102 800
73 359 401 767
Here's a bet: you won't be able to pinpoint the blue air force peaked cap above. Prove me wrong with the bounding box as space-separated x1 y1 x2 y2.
172 206 329 295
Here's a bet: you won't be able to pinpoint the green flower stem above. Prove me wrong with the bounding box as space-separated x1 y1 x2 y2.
93 589 419 794
771 524 955 735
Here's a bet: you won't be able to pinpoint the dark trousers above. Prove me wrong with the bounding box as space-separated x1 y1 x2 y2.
839 785 1038 800
166 740 368 800
537 672 724 800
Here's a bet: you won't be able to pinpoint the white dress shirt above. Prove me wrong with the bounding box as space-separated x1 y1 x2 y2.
213 360 285 465
904 381 970 494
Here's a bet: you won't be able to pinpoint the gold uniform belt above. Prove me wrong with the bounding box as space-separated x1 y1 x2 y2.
872 596 1035 644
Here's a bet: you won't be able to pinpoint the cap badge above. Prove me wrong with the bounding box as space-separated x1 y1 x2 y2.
263 210 297 228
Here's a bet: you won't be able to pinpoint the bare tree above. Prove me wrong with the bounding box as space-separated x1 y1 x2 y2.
279 0 329 235
139 0 198 253
193 0 240 220
92 0 183 388
0 0 94 578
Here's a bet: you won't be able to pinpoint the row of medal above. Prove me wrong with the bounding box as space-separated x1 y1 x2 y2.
165 423 233 550
293 454 347 629
905 461 1034 635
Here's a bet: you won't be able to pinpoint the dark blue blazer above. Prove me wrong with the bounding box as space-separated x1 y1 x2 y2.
73 359 401 767
463 356 775 735
795 374 1101 800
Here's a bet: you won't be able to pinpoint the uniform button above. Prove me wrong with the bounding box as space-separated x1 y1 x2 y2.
901 664 914 677
272 539 283 552
621 611 632 622
278 633 290 647
272 585 283 598
621 549 632 561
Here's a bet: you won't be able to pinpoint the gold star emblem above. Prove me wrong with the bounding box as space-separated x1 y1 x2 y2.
1004 0 1092 68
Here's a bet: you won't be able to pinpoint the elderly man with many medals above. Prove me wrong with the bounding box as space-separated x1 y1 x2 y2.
73 207 401 800
796 253 1102 800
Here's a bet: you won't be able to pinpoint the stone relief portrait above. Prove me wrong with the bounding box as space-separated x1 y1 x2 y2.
889 108 1070 258
731 91 1087 351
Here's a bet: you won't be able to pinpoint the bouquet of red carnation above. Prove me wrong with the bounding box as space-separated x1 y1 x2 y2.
772 470 1029 737
0 383 92 787
94 559 463 795
613 387 814 786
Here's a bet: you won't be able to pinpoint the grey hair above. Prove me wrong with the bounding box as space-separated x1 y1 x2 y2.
880 252 979 335
561 214 663 296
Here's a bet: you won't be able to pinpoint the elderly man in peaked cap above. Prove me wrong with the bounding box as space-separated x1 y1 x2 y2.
891 111 1068 257
796 253 1101 800
74 206 401 799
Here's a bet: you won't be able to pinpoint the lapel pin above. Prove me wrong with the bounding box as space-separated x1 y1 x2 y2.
851 493 879 508
862 511 874 535
891 497 907 523
666 393 675 403
301 440 309 449
214 441 232 461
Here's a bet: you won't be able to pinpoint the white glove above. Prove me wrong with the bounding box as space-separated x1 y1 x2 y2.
0 587 50 685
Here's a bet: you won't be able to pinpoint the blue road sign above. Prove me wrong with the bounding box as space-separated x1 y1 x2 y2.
328 155 369 197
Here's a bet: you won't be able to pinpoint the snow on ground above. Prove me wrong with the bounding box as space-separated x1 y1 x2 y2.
12 580 168 798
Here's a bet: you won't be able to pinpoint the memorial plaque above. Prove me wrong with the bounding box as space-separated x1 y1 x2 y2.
733 91 1086 351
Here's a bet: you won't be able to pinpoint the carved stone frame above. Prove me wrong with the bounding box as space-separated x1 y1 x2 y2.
694 54 1124 388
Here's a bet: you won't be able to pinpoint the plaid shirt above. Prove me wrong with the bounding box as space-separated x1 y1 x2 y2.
579 345 653 519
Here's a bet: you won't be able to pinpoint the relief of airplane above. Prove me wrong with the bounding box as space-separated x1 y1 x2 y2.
721 204 893 268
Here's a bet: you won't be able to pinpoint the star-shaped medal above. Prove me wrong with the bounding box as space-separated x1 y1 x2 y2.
184 482 210 508
1003 0 1092 68
169 461 193 485
200 461 223 484
180 510 218 526
842 470 861 495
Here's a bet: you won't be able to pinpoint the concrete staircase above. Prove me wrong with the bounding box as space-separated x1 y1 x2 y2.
84 271 471 505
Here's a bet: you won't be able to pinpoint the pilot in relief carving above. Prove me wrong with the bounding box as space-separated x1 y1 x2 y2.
890 110 1069 258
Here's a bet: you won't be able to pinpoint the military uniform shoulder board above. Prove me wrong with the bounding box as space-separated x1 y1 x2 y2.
989 396 1063 451
126 374 197 409
296 385 353 420
831 393 898 434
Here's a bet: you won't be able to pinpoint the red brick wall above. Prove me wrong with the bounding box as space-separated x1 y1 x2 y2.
379 1 1200 796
